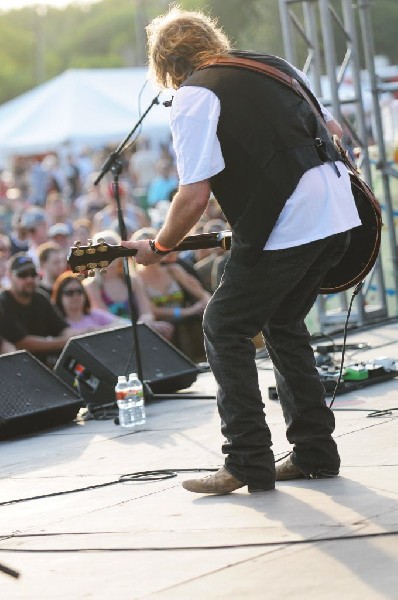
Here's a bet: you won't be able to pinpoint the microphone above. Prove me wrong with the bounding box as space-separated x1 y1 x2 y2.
163 97 174 107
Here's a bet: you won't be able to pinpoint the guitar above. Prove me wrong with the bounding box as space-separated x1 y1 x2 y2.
67 231 231 276
68 201 381 296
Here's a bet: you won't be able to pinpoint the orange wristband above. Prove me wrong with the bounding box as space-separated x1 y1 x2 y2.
154 239 172 252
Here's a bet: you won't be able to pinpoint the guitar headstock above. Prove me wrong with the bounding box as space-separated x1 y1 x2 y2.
67 238 136 278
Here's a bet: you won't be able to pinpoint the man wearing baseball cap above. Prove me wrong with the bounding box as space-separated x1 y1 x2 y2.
48 222 72 259
0 252 74 367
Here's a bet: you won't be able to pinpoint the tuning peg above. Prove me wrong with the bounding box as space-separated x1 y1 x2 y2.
72 240 84 257
88 270 95 277
99 268 107 275
98 239 107 252
86 239 95 254
77 273 86 281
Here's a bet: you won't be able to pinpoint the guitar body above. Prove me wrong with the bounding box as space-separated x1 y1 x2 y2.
319 174 382 294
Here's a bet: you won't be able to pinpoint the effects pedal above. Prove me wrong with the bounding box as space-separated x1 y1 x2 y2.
343 365 368 381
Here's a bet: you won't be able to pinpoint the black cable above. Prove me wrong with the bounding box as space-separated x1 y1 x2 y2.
274 451 291 463
330 407 398 416
118 468 216 482
72 376 116 421
0 469 218 507
0 529 397 553
84 402 117 421
329 281 364 409
0 479 120 507
0 561 20 579
367 407 398 417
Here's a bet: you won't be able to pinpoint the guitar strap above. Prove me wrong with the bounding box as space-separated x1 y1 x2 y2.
199 55 324 119
198 55 359 176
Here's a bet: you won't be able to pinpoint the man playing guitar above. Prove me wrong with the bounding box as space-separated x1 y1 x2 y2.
122 7 362 494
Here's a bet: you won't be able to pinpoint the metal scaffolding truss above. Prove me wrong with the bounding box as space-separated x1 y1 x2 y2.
278 0 398 330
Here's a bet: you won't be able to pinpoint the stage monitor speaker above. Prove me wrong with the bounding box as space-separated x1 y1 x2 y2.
54 324 200 406
0 351 83 440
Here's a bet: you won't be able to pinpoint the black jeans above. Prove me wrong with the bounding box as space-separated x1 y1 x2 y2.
203 231 350 488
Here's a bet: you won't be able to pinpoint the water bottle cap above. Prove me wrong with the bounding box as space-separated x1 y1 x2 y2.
117 375 127 382
129 372 138 378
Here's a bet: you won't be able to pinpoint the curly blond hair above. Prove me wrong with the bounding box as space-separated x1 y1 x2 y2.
146 5 231 90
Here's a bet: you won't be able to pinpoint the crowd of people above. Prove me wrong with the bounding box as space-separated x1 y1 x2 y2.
0 137 230 365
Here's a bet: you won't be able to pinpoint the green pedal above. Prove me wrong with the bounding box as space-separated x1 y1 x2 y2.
343 366 369 381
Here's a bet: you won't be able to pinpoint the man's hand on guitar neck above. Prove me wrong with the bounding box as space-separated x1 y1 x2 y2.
122 180 211 266
121 238 164 266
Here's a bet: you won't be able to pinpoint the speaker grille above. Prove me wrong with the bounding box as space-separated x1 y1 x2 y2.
0 352 83 438
75 326 196 378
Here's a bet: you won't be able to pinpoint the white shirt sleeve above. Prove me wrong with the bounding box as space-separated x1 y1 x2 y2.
170 86 225 185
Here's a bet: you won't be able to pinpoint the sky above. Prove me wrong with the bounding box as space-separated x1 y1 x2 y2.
0 0 99 11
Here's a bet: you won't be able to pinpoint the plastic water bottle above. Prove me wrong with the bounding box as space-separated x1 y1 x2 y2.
127 372 146 429
115 375 135 428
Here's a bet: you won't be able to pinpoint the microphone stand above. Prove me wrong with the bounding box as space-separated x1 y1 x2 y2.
94 92 161 187
94 94 162 398
94 94 214 402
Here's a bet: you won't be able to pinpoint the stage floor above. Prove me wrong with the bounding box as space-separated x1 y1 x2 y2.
1 321 398 599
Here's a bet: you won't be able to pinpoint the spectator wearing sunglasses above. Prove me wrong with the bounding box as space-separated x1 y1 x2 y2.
52 272 121 333
0 253 74 368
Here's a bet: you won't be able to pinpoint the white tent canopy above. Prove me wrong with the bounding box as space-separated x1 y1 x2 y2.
0 68 172 157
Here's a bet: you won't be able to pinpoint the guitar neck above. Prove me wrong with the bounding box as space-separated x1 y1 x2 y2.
115 231 232 259
67 231 232 275
117 231 231 257
173 231 231 252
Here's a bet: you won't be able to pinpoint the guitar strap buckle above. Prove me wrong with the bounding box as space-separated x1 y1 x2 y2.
315 137 341 178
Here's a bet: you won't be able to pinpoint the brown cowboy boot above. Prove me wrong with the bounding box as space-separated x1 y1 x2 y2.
276 455 339 480
182 467 274 494
275 456 306 481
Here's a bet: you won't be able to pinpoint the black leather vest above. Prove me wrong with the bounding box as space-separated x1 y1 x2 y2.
181 51 341 264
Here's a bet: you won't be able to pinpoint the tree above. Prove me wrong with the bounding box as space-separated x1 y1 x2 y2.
0 0 397 106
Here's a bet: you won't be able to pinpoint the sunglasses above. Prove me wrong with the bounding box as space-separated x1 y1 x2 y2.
62 288 85 297
16 270 37 279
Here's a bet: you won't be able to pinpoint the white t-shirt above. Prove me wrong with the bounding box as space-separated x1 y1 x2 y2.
170 68 361 250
